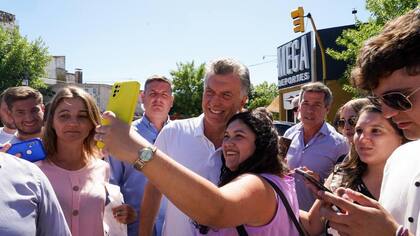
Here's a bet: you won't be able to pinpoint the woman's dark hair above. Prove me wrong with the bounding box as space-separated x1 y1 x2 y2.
194 108 289 234
338 104 407 189
219 108 288 186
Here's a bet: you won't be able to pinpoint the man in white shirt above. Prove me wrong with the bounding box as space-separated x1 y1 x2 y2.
0 92 16 145
318 9 420 236
139 58 250 236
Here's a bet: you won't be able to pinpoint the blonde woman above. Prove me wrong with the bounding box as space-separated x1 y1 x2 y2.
37 86 134 236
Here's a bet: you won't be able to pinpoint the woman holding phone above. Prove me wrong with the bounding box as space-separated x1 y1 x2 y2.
37 86 134 236
300 104 407 236
96 109 301 235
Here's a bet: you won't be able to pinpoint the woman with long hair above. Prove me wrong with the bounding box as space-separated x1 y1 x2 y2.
300 104 407 235
96 108 301 235
334 98 371 143
37 86 134 236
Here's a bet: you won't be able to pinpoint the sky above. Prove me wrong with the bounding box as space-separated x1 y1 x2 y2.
1 0 370 88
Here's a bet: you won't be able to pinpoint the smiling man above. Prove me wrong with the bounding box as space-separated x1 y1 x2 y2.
139 58 249 236
3 86 45 144
283 82 349 211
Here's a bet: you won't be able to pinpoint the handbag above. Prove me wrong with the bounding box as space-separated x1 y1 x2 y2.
235 176 307 236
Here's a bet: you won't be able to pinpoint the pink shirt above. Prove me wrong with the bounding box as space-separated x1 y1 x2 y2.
199 174 300 236
37 158 109 236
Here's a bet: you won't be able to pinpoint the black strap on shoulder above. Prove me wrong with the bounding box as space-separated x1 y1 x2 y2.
336 154 347 164
235 225 248 236
262 176 307 236
235 176 306 236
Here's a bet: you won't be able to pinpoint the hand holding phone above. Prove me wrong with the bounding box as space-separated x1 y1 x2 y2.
4 138 46 162
294 168 344 213
97 81 140 148
294 168 332 193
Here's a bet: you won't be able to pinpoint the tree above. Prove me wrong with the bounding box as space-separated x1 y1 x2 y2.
170 61 205 118
0 27 50 92
327 0 417 96
247 81 278 110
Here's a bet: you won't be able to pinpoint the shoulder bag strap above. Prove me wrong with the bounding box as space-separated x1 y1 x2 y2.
262 176 307 236
235 225 248 236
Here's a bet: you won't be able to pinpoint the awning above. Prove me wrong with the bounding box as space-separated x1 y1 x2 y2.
266 95 280 113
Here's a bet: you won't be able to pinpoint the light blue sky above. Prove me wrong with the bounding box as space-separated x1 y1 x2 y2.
2 0 370 88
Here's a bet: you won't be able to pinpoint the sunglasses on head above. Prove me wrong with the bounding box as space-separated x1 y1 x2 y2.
337 116 357 129
371 87 420 111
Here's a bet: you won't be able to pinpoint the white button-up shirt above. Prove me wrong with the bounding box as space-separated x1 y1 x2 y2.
380 140 420 235
155 114 222 236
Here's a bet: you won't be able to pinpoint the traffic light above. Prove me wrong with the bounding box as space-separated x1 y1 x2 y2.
291 7 305 33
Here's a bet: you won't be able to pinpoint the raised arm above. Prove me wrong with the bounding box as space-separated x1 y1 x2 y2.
96 112 276 228
138 182 163 236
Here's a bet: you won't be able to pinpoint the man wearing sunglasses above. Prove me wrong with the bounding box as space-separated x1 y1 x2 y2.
318 9 420 236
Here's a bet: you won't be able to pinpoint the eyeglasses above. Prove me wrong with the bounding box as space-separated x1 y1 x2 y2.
337 116 357 129
373 87 420 111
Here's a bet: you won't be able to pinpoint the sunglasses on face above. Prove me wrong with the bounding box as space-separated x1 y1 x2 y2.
372 87 420 111
337 116 357 129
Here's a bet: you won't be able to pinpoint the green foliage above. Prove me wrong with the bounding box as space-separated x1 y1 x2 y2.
247 81 278 110
326 0 418 97
0 27 50 93
170 61 205 118
366 0 418 25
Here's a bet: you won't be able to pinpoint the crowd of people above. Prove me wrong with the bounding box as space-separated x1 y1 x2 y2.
0 8 418 236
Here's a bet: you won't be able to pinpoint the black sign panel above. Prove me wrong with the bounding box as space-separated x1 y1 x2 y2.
277 32 312 89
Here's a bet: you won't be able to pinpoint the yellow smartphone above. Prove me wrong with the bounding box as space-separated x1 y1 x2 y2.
97 81 140 148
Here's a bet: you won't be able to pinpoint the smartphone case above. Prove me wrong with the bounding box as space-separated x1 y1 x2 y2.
6 138 47 162
97 81 140 148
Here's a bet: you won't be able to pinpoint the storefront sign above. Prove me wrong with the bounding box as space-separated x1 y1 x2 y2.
277 32 312 89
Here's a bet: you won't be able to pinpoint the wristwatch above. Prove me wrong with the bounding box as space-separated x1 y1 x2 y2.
133 145 157 171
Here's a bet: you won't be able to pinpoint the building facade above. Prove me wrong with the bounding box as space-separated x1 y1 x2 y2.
0 10 16 31
272 25 354 122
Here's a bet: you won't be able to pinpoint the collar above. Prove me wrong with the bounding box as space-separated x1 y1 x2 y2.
141 115 170 130
193 114 206 137
298 121 330 136
318 121 330 136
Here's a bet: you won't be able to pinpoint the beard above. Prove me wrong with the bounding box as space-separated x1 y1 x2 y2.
1 120 16 129
15 125 42 136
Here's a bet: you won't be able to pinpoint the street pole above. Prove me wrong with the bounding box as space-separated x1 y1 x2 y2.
307 13 327 84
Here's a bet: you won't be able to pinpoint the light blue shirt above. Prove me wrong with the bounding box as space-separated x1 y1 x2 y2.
284 122 349 211
107 115 169 236
0 152 71 236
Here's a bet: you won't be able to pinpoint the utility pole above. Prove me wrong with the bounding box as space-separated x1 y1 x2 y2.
290 7 327 84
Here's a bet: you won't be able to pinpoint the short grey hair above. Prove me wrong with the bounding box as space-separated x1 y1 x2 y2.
299 82 333 107
144 74 173 93
204 58 250 97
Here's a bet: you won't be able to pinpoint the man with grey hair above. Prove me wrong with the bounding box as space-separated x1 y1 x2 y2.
283 82 348 211
139 58 249 236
